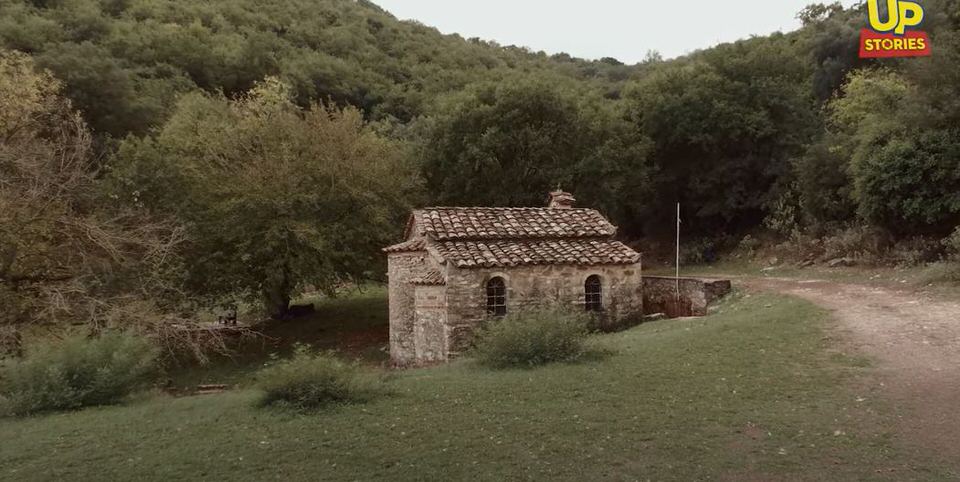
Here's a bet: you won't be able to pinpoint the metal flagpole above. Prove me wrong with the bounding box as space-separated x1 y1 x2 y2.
676 203 681 301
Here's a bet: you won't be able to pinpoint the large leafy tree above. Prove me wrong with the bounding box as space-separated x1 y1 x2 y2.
856 130 960 232
417 77 651 231
111 78 419 318
419 78 586 207
795 69 911 227
0 50 182 354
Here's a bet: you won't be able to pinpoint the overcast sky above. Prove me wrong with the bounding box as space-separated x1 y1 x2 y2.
373 0 862 63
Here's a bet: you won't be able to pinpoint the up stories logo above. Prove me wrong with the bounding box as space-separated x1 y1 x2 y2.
860 0 932 58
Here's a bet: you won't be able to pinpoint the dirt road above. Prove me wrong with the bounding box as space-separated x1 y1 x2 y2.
744 276 960 467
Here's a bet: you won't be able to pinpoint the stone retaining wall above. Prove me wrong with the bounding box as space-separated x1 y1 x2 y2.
642 276 732 317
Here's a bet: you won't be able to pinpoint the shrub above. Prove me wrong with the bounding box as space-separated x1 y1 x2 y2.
917 262 960 285
855 130 960 233
771 230 824 263
256 346 389 410
0 333 159 416
821 226 889 262
473 308 592 369
737 235 762 255
889 236 944 266
763 187 803 236
944 227 960 260
679 238 719 265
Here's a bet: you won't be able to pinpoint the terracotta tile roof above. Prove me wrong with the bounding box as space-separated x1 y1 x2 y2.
413 208 616 241
383 238 427 253
434 240 640 269
409 270 446 286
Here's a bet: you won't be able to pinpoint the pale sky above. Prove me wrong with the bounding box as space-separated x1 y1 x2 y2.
373 0 862 63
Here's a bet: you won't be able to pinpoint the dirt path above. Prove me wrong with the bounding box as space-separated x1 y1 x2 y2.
742 276 960 467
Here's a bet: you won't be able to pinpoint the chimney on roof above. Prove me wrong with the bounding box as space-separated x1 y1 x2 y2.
547 190 576 209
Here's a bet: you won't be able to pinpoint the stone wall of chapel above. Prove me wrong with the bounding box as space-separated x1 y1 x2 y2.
443 263 643 357
413 284 447 363
386 247 439 365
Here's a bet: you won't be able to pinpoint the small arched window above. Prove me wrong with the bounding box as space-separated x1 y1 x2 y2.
486 277 507 316
585 275 603 312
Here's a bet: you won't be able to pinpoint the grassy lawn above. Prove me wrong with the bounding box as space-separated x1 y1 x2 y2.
1 292 951 480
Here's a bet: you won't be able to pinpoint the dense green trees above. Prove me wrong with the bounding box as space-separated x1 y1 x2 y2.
417 77 650 222
0 0 630 135
798 21 960 235
419 79 584 207
3 0 960 330
624 34 817 235
856 130 960 231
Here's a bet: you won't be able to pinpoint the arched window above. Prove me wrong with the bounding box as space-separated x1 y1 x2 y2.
486 277 507 316
585 275 603 312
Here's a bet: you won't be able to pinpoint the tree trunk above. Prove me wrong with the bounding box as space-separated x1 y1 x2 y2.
264 272 292 320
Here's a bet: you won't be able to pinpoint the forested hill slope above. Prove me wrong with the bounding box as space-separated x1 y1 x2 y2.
1 0 959 240
0 0 636 136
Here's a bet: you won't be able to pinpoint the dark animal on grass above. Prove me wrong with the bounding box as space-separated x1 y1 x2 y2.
283 304 315 320
218 305 238 326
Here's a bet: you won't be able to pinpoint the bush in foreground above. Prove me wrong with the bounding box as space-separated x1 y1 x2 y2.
473 308 595 369
256 346 390 411
0 333 159 416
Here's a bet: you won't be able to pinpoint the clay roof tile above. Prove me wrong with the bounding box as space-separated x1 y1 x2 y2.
433 240 640 269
